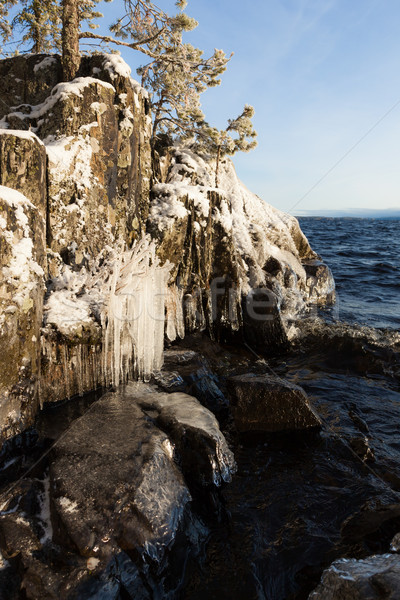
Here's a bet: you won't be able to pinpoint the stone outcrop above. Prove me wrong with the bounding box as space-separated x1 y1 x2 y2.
149 148 335 348
133 385 236 486
0 132 47 444
0 385 234 599
0 54 152 430
226 373 321 433
0 54 62 121
0 51 331 444
309 554 400 599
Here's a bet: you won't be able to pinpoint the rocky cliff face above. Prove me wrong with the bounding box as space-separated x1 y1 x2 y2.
0 53 334 445
149 147 335 347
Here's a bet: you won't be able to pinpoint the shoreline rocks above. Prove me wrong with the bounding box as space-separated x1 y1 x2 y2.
227 372 321 433
309 554 400 599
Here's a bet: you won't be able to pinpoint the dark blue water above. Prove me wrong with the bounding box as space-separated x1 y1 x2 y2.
185 218 400 600
298 217 400 330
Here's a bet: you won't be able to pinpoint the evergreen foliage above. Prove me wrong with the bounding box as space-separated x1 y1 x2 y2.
196 105 258 186
0 0 257 170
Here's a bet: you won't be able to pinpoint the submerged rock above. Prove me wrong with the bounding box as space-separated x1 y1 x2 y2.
226 373 321 433
309 554 400 599
303 259 336 305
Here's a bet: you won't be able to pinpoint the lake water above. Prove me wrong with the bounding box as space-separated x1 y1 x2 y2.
184 218 400 600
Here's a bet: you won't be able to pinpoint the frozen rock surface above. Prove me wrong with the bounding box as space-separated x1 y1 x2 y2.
0 130 46 443
227 372 321 433
131 383 236 486
50 389 191 563
0 383 235 598
149 147 335 346
309 554 400 599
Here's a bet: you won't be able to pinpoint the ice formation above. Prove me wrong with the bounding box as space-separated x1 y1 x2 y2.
102 236 172 385
149 146 335 338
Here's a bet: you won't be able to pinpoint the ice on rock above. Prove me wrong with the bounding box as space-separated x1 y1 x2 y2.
102 236 172 385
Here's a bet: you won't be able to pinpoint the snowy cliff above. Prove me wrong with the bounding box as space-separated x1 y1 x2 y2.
149 147 335 346
0 53 334 445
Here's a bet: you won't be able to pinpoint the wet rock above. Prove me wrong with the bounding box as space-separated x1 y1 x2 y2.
50 389 191 563
242 288 289 355
390 532 400 552
349 408 370 434
0 386 220 598
340 503 400 554
308 554 400 599
303 259 336 305
226 373 321 433
132 384 236 486
156 349 229 416
349 435 375 462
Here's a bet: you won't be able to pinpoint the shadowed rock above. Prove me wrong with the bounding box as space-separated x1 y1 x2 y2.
50 389 191 563
309 554 400 599
227 373 321 433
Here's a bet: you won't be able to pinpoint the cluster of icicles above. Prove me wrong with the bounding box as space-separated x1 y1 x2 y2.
102 235 172 385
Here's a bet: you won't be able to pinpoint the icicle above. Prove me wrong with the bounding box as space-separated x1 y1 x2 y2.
102 235 172 386
166 284 185 342
61 345 70 399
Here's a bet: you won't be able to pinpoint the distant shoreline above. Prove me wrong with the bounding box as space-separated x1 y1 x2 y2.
296 211 400 219
297 215 400 220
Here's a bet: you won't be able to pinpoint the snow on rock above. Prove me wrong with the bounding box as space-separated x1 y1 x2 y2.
33 56 58 73
149 146 333 340
102 53 132 80
0 128 44 145
44 290 96 338
26 77 115 122
0 186 44 310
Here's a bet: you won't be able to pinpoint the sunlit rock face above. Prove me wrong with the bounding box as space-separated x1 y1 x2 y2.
149 147 335 348
0 53 152 269
0 54 154 438
0 132 46 444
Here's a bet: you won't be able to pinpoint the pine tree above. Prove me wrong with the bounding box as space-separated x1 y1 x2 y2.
0 0 17 51
12 0 61 54
133 5 229 147
197 105 258 187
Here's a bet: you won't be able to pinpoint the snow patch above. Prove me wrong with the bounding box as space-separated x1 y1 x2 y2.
58 497 78 513
0 129 44 146
44 290 96 337
33 56 58 73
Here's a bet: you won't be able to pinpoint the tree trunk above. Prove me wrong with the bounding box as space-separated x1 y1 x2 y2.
61 0 80 81
215 144 221 188
32 0 43 53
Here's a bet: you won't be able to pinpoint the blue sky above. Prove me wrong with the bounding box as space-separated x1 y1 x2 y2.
97 0 400 215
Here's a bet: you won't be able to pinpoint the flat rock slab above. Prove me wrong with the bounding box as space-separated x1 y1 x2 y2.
309 554 400 599
50 388 191 564
227 373 321 433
